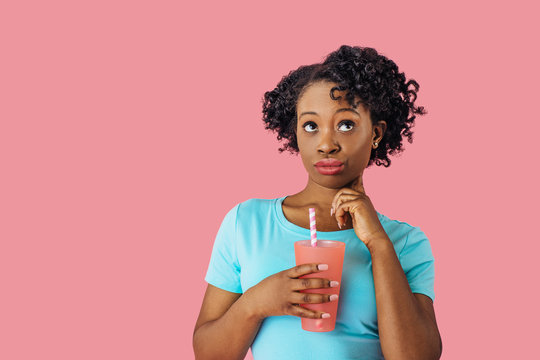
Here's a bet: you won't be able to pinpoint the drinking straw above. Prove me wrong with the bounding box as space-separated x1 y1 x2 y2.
309 207 317 247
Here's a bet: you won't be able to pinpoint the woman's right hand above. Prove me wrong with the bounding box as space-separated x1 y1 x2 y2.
243 263 339 321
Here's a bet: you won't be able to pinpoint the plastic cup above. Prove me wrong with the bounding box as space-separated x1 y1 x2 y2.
294 239 345 332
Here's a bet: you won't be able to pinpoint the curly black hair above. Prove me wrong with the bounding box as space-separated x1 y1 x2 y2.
262 45 427 167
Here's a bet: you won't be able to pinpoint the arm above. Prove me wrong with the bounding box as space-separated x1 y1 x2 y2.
193 284 263 360
194 264 338 360
330 176 441 359
369 236 442 360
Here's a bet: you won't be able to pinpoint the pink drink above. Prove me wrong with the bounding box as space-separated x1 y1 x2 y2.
294 240 345 332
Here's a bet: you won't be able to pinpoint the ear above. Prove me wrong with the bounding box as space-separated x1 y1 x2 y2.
372 120 386 143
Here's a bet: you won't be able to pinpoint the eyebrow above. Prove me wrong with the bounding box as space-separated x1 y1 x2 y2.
299 108 360 118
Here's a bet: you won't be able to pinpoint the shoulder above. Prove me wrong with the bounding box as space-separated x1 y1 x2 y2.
223 197 278 221
235 197 278 214
217 198 280 240
378 212 421 237
378 213 431 256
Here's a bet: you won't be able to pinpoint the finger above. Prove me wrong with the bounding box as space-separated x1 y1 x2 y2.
287 263 327 278
291 291 337 304
287 304 331 319
333 194 361 223
290 277 332 291
331 188 360 214
333 193 361 212
335 199 362 227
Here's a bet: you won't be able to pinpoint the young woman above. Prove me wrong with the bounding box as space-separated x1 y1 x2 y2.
193 45 442 360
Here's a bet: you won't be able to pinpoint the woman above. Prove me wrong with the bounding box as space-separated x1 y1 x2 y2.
193 45 442 360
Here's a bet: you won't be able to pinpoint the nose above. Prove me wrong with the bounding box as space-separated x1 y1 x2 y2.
317 129 341 154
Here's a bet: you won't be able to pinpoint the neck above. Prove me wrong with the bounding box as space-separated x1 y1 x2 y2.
295 176 356 207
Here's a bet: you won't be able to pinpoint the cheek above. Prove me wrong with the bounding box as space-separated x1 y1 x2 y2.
297 136 316 169
296 132 314 152
342 137 372 165
342 135 370 152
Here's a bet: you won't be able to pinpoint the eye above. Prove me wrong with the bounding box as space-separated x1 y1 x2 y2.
338 120 355 132
302 121 317 133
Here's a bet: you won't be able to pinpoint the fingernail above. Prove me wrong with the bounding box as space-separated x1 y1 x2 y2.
330 294 339 301
338 222 342 229
330 281 339 287
318 264 328 271
330 207 334 216
322 313 331 318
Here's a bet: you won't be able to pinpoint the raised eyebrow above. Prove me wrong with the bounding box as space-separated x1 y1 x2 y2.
299 111 318 119
299 108 360 119
335 108 360 116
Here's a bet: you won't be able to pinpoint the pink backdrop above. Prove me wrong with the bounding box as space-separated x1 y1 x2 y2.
1 1 538 359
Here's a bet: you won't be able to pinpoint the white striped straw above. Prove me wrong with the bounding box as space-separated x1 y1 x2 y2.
309 207 317 247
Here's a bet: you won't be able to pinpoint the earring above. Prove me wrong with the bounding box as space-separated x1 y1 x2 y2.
373 142 378 148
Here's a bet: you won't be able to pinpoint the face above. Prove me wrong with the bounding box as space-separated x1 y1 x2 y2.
295 81 385 189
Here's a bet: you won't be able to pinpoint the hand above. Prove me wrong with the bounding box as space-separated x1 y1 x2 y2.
243 263 339 321
331 176 388 250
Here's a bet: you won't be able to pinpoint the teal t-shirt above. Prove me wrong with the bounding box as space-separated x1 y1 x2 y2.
204 196 435 360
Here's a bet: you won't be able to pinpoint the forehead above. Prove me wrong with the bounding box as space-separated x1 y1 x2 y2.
297 81 368 114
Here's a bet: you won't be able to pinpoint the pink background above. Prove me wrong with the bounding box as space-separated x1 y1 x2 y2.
1 1 538 359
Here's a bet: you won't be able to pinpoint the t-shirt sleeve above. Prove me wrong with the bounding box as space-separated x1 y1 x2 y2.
398 226 435 302
204 203 243 294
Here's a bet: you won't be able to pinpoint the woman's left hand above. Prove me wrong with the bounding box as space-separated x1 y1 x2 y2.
331 176 388 250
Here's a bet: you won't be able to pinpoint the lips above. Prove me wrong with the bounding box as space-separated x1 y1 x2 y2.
314 159 345 175
314 159 344 167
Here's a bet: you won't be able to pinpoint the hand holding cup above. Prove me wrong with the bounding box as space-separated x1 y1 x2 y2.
243 263 339 321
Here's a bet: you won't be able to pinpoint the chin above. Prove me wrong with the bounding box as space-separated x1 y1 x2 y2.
312 173 351 189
